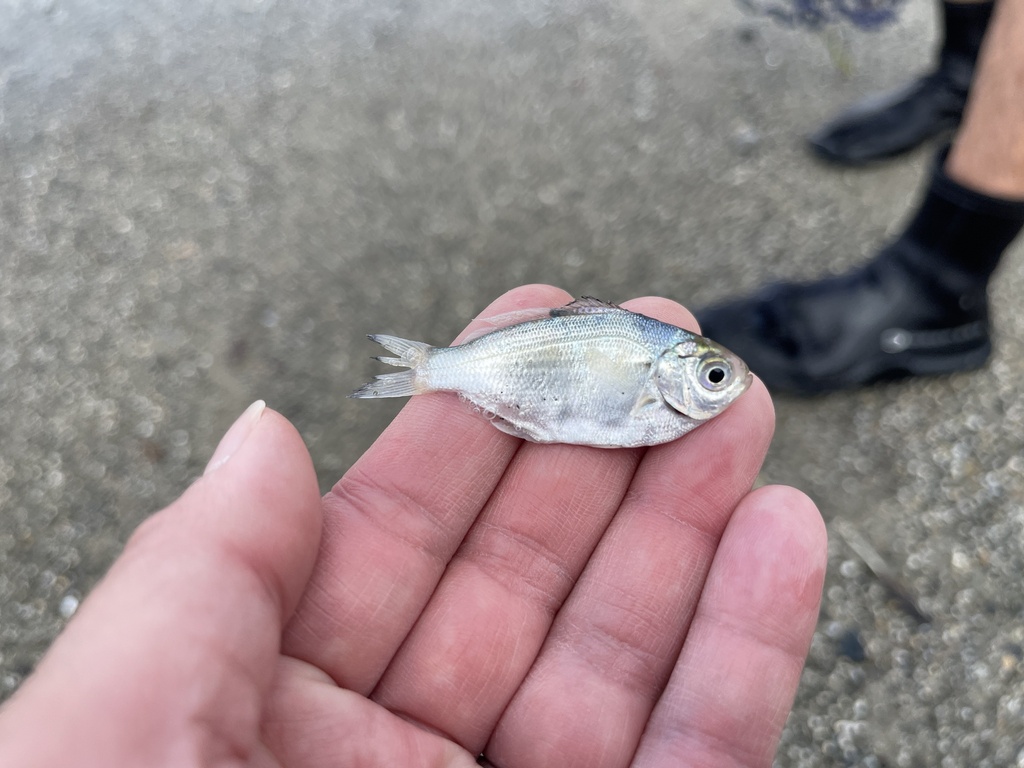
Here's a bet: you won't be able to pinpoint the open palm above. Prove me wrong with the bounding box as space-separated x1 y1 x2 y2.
0 285 825 768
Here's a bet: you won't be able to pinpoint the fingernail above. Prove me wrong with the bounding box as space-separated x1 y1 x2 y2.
204 400 266 475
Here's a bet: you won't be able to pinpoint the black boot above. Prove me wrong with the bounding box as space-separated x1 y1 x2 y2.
696 150 1024 395
808 1 993 166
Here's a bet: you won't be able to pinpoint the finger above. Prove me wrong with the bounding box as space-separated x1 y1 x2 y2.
0 404 322 765
632 485 826 767
262 657 479 768
370 427 643 752
282 284 573 693
486 375 775 768
369 298 718 753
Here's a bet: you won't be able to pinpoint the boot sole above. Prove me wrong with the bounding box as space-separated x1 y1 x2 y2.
779 340 992 396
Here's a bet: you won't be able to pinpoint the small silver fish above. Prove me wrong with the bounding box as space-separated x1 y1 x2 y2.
351 297 751 448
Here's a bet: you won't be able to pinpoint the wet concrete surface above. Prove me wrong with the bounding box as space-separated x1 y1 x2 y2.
2 0 1024 764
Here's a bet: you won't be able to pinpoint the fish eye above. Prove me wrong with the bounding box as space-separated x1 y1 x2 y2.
698 357 732 391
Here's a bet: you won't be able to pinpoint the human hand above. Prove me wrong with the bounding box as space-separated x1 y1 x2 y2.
0 285 826 768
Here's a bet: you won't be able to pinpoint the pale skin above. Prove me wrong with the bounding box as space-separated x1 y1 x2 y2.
0 285 826 768
946 0 1024 198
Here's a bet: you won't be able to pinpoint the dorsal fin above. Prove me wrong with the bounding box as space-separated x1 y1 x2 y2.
549 296 623 317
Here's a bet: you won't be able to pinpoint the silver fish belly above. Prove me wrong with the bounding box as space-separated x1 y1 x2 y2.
351 298 751 448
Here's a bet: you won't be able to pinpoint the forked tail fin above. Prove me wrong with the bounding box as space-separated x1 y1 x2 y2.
349 334 433 399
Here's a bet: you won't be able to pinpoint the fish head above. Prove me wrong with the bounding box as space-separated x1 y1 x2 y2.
654 337 752 421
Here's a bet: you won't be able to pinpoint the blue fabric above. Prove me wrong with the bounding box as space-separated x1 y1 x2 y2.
736 0 908 29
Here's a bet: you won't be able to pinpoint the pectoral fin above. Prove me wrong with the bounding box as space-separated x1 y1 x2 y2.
629 388 662 417
630 364 665 417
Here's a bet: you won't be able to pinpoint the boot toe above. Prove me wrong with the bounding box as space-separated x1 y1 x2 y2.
806 76 966 166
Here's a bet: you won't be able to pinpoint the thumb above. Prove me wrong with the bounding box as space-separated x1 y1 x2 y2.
0 402 322 767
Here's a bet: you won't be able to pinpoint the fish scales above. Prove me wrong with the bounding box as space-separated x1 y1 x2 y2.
352 298 751 448
427 311 651 404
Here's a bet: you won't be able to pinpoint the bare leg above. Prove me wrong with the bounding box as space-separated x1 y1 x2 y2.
947 0 1024 197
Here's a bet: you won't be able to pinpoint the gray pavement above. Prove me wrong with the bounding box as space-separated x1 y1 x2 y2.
2 0 1024 764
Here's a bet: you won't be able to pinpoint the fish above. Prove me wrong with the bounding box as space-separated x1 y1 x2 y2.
351 297 751 448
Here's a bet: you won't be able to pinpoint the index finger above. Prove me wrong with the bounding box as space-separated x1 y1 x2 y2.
282 284 574 693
